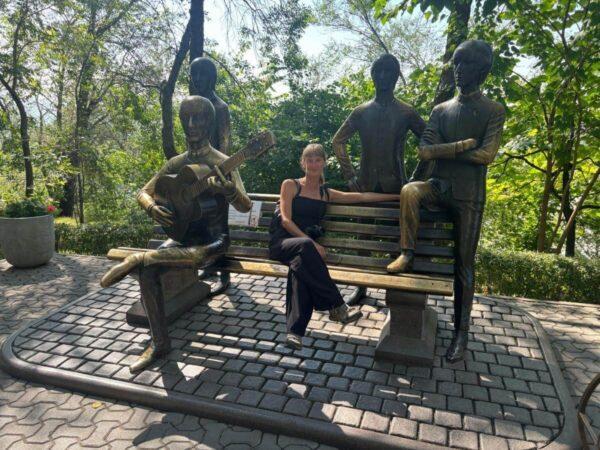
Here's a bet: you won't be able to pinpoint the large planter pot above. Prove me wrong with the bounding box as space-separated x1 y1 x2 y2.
0 214 55 268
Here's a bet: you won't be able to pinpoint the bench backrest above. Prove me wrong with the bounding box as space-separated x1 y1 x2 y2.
153 193 455 276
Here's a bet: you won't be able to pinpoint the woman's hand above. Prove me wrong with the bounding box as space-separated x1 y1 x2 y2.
313 242 326 260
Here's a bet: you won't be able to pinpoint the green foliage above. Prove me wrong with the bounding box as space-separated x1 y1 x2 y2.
476 246 600 303
0 196 59 218
55 222 154 256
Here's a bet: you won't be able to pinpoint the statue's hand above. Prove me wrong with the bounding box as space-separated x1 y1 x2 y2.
150 205 175 227
458 138 478 153
207 176 236 196
348 176 361 192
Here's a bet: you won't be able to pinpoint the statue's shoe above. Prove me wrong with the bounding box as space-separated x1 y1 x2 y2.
329 304 362 324
129 343 170 373
445 329 468 363
386 253 414 273
100 253 144 288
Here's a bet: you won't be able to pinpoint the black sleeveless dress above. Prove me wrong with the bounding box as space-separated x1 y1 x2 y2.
268 179 344 337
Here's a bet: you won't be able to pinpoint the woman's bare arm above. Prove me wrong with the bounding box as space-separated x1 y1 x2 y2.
327 189 399 204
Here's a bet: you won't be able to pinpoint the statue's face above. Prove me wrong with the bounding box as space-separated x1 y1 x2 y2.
190 61 216 96
371 61 398 93
180 104 212 144
453 44 484 90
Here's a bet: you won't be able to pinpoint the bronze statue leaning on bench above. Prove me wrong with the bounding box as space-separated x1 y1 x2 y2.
100 96 255 373
387 40 506 363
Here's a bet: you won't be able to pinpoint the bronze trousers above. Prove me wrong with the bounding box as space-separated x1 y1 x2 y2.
399 180 483 331
138 235 228 350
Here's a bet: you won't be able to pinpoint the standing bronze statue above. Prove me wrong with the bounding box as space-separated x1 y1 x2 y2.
387 40 505 363
190 56 233 294
100 96 251 372
333 53 426 304
190 57 232 155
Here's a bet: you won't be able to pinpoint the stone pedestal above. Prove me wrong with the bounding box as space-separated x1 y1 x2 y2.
375 289 437 367
126 267 210 327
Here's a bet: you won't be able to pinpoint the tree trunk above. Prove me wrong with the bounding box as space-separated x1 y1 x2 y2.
556 167 600 254
432 0 472 107
536 157 554 252
189 0 204 62
0 75 34 197
561 164 576 256
161 21 192 159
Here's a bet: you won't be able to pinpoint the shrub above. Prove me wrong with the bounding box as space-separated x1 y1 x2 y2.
476 246 599 304
55 222 154 256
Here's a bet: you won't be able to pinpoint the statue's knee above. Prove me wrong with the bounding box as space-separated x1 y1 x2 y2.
400 183 421 204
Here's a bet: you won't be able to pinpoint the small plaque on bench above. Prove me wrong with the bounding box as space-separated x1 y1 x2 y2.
228 201 262 227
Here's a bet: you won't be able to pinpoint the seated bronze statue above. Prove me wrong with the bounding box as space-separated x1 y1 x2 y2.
387 40 505 363
100 96 252 372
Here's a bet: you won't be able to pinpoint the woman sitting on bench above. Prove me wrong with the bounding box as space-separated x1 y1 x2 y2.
269 143 399 350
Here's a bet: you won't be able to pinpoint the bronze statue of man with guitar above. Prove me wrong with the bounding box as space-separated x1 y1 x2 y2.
100 95 273 372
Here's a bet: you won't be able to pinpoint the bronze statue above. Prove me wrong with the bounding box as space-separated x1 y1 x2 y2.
387 40 505 363
333 53 426 304
100 96 251 372
190 57 233 294
190 57 232 155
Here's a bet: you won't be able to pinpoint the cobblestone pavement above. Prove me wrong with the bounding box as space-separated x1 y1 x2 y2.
0 254 594 448
0 255 332 449
506 296 600 439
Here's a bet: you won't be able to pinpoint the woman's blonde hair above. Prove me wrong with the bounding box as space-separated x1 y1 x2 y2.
300 143 326 184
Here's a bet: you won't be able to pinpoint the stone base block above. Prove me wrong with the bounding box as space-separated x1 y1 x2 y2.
374 289 438 367
375 307 437 366
126 280 211 328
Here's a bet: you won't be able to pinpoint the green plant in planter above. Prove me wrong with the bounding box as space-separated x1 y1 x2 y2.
0 197 60 218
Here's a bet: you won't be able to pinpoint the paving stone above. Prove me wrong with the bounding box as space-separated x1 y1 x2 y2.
408 405 433 423
418 423 448 445
464 415 493 434
531 410 559 428
389 417 418 439
283 398 312 417
494 419 525 440
333 406 362 427
479 434 509 450
258 393 287 412
361 411 390 433
237 390 264 407
448 396 474 414
503 406 532 425
308 403 336 422
449 430 478 449
524 425 553 442
434 410 462 429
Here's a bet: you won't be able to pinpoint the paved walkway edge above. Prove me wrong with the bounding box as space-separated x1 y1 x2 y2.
485 297 581 450
0 297 446 450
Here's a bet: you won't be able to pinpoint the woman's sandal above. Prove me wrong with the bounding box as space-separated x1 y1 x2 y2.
285 333 303 350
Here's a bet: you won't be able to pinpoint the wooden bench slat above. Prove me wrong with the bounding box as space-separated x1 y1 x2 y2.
228 230 453 257
107 247 455 291
321 221 454 240
227 246 454 275
221 259 453 295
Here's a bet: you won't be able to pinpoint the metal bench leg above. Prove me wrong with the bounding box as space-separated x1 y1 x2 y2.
375 289 437 367
126 267 211 327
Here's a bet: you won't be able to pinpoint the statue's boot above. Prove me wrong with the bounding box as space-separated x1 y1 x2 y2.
386 250 414 273
345 286 366 306
101 253 145 287
445 328 469 363
210 272 230 296
129 342 169 373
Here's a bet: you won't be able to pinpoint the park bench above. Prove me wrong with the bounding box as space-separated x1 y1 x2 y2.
107 193 455 366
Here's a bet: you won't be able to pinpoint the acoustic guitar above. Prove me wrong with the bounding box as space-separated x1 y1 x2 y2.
154 131 275 242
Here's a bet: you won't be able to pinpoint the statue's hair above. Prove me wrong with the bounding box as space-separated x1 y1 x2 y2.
179 96 215 124
370 54 400 80
455 40 494 80
300 143 326 184
190 57 218 91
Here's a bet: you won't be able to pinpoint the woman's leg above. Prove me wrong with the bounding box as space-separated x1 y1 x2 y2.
274 237 345 312
285 269 314 336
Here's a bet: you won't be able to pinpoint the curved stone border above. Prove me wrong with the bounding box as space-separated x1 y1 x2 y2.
0 296 445 450
483 296 581 450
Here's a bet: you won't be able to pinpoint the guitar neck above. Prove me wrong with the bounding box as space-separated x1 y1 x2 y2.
188 151 247 199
